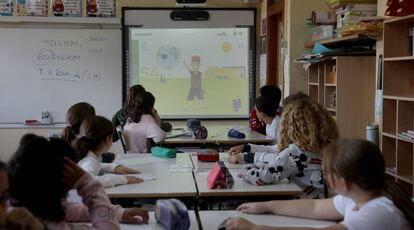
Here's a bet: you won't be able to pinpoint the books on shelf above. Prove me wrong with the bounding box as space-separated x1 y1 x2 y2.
397 132 414 140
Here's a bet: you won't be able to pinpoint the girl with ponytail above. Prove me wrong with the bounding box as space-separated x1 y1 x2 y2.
224 139 414 230
63 102 96 143
73 116 143 188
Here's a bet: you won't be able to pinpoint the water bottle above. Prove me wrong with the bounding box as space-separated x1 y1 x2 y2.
366 122 379 146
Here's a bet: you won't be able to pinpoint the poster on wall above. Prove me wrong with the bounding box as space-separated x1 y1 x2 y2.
0 0 13 15
259 54 267 88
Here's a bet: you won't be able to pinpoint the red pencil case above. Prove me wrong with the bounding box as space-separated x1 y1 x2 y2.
197 153 219 162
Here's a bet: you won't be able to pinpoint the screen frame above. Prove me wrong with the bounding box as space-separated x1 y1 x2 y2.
122 7 256 120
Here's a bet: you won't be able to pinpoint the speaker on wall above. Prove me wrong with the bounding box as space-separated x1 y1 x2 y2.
170 10 209 21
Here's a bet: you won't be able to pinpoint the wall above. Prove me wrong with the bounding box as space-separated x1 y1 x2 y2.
283 0 328 96
0 0 257 162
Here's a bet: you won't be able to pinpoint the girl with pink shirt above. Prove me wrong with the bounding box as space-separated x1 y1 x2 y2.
7 134 149 229
123 91 166 153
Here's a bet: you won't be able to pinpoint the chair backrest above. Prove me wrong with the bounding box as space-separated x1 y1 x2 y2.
116 125 128 154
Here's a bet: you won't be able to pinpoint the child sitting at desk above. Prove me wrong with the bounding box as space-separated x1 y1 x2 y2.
73 116 142 188
63 102 96 143
240 98 338 198
123 91 166 153
228 92 311 163
249 85 282 135
7 135 149 229
226 139 414 230
112 84 172 142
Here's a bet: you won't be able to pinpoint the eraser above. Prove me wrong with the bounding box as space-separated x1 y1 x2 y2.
24 120 39 125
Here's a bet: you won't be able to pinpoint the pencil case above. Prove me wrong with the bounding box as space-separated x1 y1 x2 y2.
197 153 219 162
155 199 190 230
151 147 176 158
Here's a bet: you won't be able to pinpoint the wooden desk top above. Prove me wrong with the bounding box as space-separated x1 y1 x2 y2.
161 126 273 145
194 169 302 197
199 211 335 229
121 211 198 230
105 154 196 198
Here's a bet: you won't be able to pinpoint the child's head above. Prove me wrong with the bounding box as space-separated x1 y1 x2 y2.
124 84 146 116
63 102 96 143
322 139 414 227
72 115 113 160
278 98 338 152
191 55 201 71
283 91 311 106
260 85 282 108
8 134 77 222
255 95 277 122
0 161 7 226
128 91 156 123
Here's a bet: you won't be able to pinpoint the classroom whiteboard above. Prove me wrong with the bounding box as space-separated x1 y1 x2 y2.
0 28 122 123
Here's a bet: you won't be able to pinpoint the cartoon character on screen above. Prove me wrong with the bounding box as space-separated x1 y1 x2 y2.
53 0 64 16
183 55 204 101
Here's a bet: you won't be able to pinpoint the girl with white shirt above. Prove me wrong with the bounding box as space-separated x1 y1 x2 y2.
73 116 142 188
225 139 414 230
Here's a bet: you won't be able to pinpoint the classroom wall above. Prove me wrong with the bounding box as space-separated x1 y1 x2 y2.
283 0 327 96
0 1 257 162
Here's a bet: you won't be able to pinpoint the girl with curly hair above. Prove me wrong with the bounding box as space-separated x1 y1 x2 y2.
240 97 338 198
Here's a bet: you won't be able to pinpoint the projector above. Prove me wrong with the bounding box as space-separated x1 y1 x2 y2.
176 0 207 7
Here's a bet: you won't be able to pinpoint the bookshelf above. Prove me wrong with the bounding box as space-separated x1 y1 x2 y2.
307 56 375 139
382 15 414 196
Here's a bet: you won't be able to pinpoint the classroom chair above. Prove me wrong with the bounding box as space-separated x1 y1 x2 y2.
116 125 128 154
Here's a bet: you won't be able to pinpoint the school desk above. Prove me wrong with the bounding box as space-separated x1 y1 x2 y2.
160 126 274 146
121 211 199 230
198 211 335 229
190 152 246 171
104 154 197 198
194 169 302 197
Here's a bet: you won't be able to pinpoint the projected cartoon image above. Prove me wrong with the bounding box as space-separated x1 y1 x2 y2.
130 28 250 117
156 46 180 83
183 55 204 101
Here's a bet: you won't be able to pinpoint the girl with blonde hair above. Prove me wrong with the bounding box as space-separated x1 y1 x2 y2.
241 98 338 198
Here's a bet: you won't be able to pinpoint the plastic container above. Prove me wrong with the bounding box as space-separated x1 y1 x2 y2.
366 122 379 146
309 25 334 42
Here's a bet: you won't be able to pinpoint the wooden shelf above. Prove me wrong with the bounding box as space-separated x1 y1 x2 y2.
325 83 336 87
308 82 319 86
385 14 414 24
384 56 414 62
396 175 414 184
383 132 397 138
304 34 375 48
383 95 414 101
326 108 336 112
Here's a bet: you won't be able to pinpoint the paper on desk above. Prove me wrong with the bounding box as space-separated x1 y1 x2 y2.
116 157 168 166
169 168 192 172
128 173 157 181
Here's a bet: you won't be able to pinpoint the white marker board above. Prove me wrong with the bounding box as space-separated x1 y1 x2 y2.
0 28 122 123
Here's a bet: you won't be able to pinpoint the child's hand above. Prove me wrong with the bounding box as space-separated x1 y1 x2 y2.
236 202 267 214
6 207 44 230
63 157 85 190
115 165 140 174
228 145 244 155
228 154 243 164
225 217 257 230
122 207 149 224
126 176 144 184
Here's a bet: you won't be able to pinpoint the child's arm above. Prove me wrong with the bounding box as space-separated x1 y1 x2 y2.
94 174 143 188
183 61 191 71
237 199 342 221
100 163 139 175
241 145 302 185
63 159 120 230
225 217 346 230
145 117 166 143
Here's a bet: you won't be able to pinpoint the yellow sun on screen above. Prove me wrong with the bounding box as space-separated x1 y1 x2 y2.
222 42 232 53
